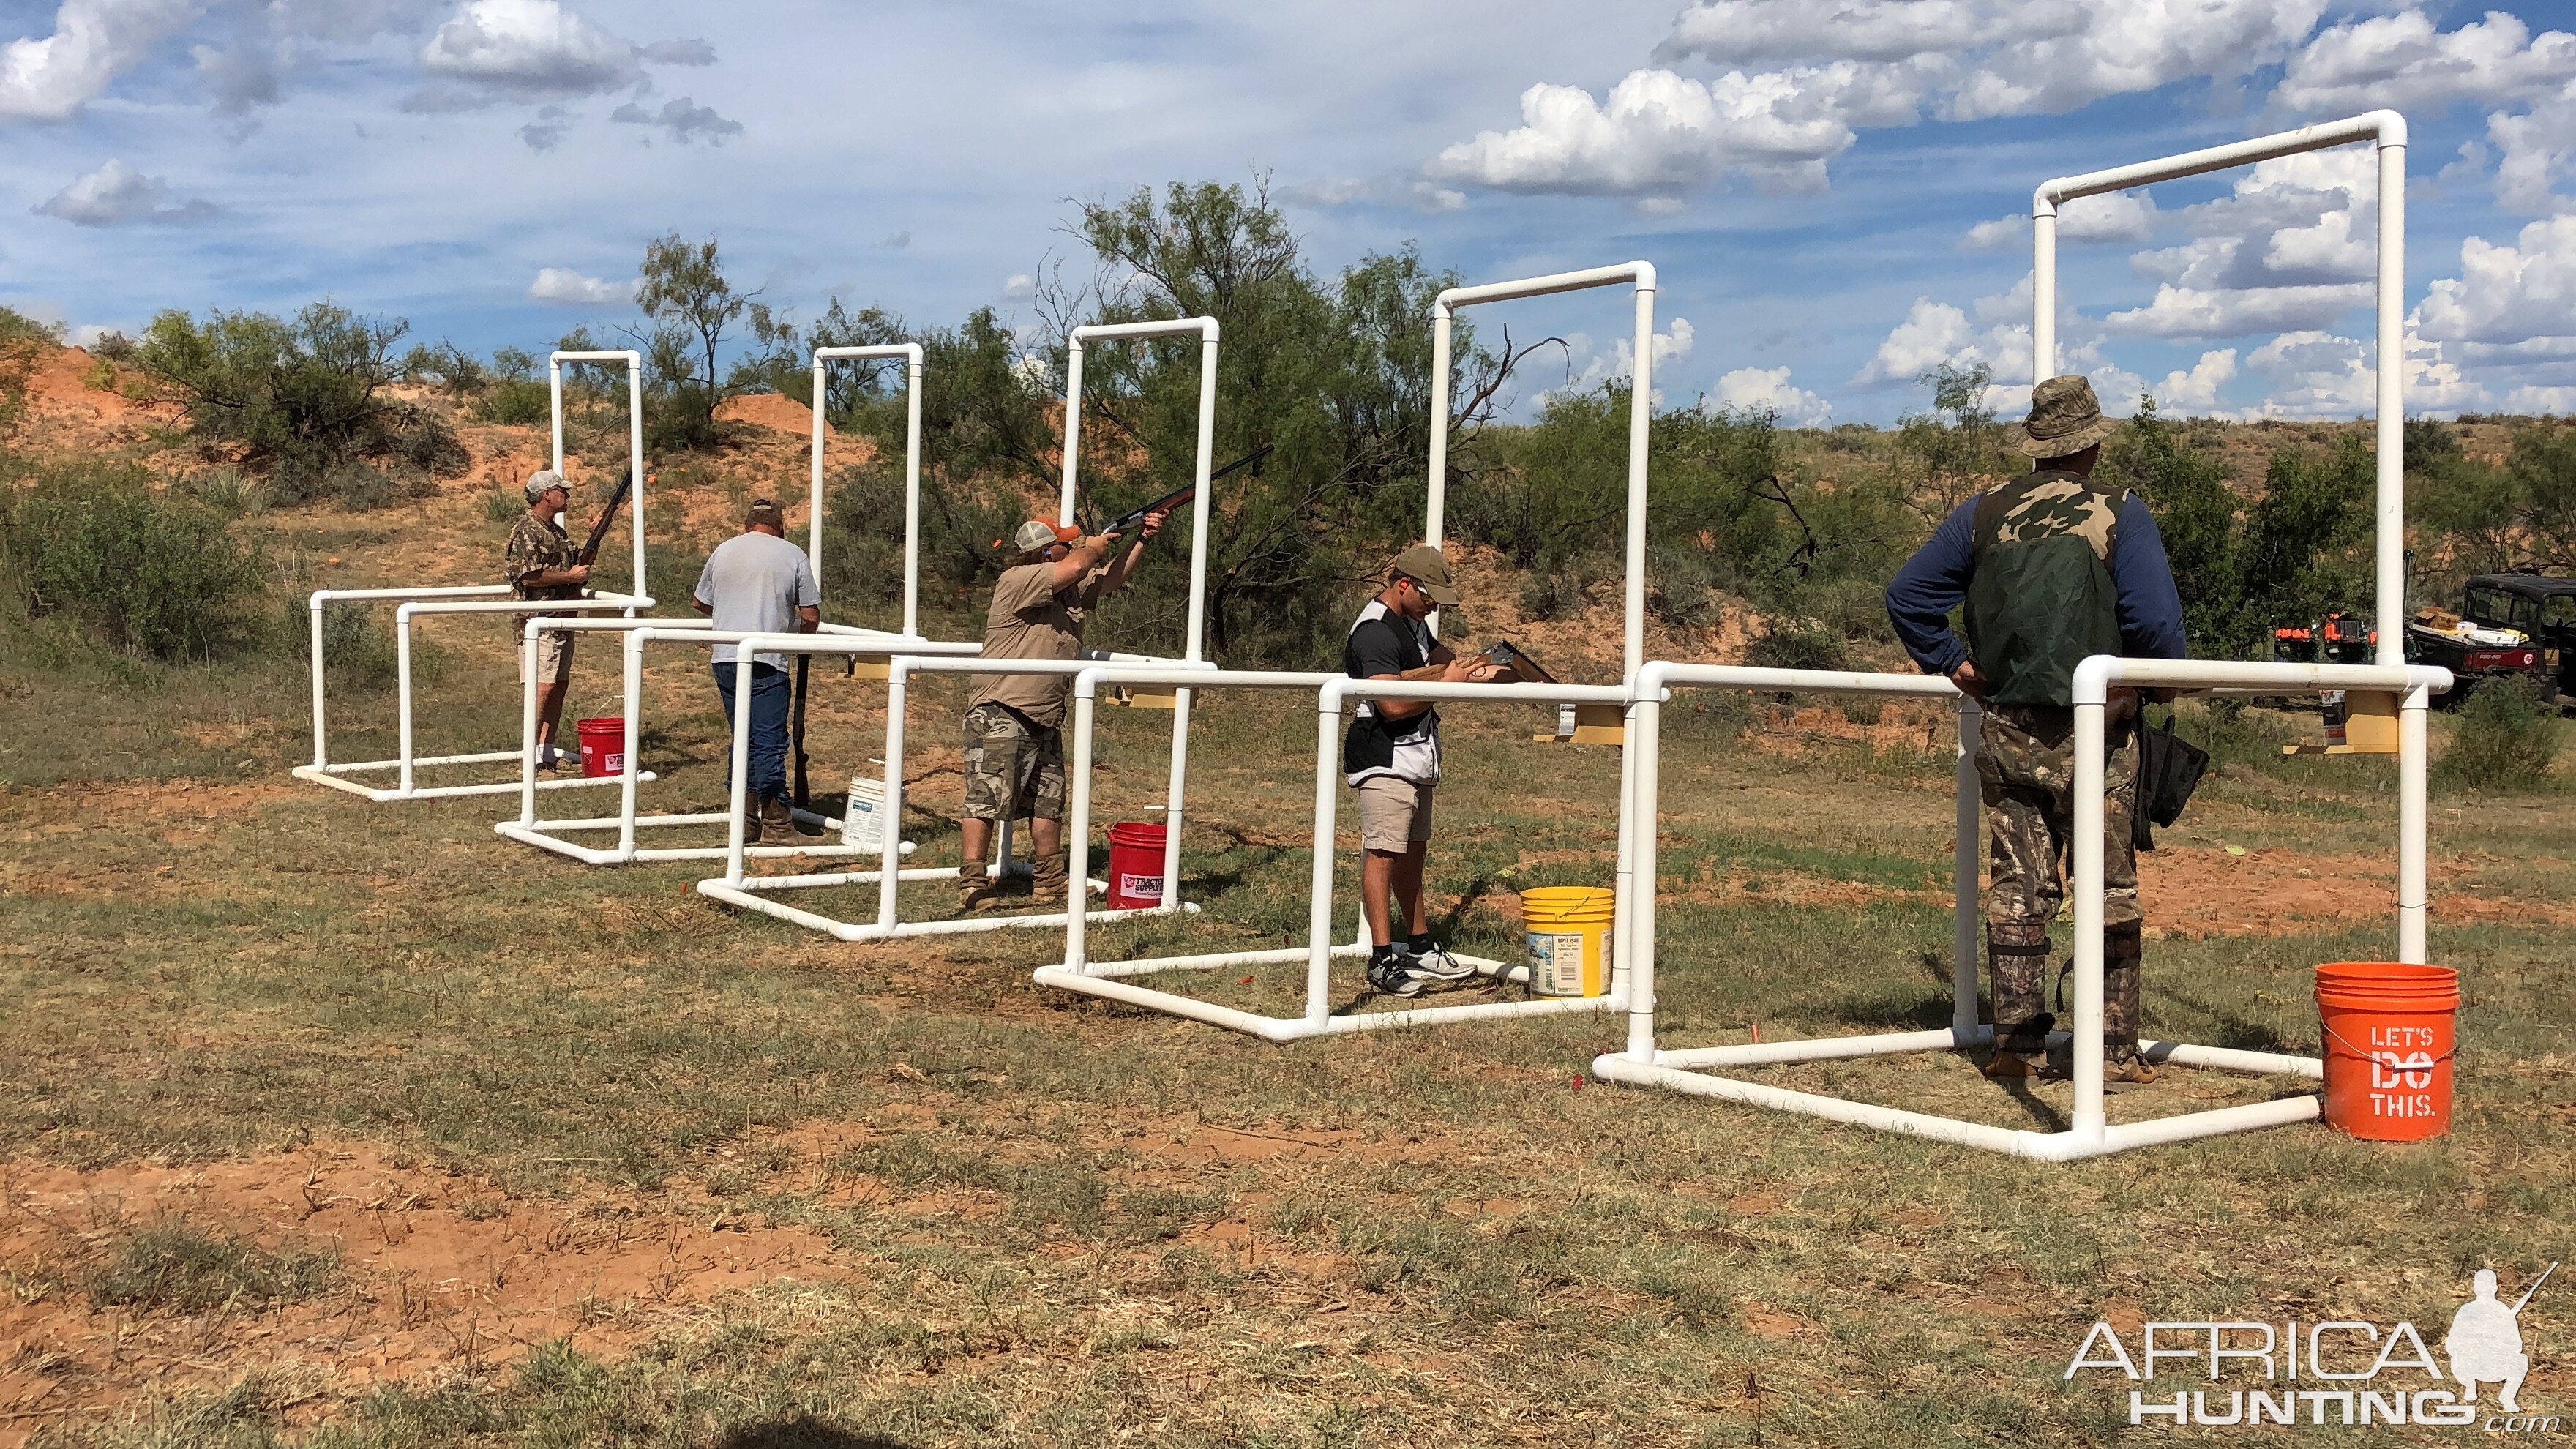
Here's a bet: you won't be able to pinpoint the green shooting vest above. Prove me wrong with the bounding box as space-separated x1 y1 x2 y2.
1965 471 2126 708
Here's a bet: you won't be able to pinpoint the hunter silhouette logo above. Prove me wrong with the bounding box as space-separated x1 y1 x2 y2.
2449 1263 2553 1415
2066 1262 2558 1431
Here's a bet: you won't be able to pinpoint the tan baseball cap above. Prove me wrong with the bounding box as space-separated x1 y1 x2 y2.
1011 518 1082 556
1388 543 1461 607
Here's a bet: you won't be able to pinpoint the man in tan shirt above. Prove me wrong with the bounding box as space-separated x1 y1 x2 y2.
958 508 1167 910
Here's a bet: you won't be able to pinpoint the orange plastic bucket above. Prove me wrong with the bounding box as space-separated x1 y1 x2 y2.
2315 962 2458 1141
1104 822 1167 909
575 717 626 778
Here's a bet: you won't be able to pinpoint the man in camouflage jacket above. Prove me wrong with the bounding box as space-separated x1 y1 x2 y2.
506 469 591 769
1884 375 2187 1087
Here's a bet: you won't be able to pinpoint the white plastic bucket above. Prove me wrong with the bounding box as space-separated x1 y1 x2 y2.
841 776 894 849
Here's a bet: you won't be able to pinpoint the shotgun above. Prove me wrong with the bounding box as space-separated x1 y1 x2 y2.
1098 443 1272 538
791 652 811 809
574 470 648 566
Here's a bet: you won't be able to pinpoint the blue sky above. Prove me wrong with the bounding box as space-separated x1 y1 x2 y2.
5 0 2575 424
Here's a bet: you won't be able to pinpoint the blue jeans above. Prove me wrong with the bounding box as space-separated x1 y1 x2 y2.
714 661 793 804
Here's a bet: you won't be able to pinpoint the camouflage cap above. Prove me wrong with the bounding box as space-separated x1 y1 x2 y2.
523 468 567 501
2004 375 2116 459
1388 542 1461 607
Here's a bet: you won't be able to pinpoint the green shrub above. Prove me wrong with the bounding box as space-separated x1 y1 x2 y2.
1743 619 1849 672
1 463 269 659
132 301 466 505
181 465 269 520
2442 676 2561 790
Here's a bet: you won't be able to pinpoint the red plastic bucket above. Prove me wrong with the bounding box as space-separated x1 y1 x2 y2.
1105 823 1169 909
575 717 626 778
2316 961 2458 1141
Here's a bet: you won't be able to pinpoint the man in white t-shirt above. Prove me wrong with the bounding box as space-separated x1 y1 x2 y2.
692 498 821 842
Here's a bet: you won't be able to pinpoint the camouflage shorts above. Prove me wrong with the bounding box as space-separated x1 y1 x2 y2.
1977 703 2142 937
961 703 1065 823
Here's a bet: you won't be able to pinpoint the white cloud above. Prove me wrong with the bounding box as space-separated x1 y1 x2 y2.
2414 215 2576 347
2146 349 2237 413
1857 297 1973 386
1944 0 2326 120
419 0 639 98
2240 328 2483 418
528 266 628 304
1712 364 1831 425
406 0 712 117
1963 190 2156 250
1535 316 1695 405
2275 9 2575 114
0 0 192 120
1423 66 1893 196
610 95 740 143
1000 274 1034 301
1439 0 2323 199
2488 80 2576 214
32 158 215 226
2101 280 2372 338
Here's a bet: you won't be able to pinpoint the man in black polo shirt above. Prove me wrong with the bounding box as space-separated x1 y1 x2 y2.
1344 544 1502 997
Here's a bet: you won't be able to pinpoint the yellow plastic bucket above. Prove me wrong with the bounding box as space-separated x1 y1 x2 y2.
1522 886 1614 997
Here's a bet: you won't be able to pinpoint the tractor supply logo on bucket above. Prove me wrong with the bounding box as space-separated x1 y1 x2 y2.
1119 871 1163 902
2063 1264 2558 1432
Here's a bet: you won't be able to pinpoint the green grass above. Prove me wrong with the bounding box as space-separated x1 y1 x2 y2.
83 1221 337 1314
5 601 2573 1447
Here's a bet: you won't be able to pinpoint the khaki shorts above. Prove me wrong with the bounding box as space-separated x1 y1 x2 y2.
1355 776 1434 853
517 627 574 686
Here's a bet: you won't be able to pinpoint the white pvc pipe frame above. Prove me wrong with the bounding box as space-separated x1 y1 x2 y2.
495 345 952 861
291 349 651 802
491 616 977 864
685 317 1229 942
2034 111 2408 666
1033 669 1636 1041
694 643 1202 940
1426 263 1661 1027
809 344 924 630
1591 656 2452 1161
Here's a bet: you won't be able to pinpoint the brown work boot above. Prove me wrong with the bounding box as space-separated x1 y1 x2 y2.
958 864 1003 913
758 797 800 847
739 804 763 844
2104 1044 2159 1093
1027 854 1071 908
1983 1046 2048 1080
1983 1015 2052 1080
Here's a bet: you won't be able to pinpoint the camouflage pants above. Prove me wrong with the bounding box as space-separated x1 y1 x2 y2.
1977 703 2143 1046
961 703 1066 823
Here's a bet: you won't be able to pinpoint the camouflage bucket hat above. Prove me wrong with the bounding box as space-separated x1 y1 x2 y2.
2004 375 2116 459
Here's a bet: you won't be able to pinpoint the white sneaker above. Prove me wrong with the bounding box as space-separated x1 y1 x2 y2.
1405 940 1475 981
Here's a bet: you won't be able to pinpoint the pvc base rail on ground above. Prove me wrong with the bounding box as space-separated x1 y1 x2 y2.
1035 670 1639 1042
493 618 981 865
1590 656 2450 1161
694 641 1208 943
